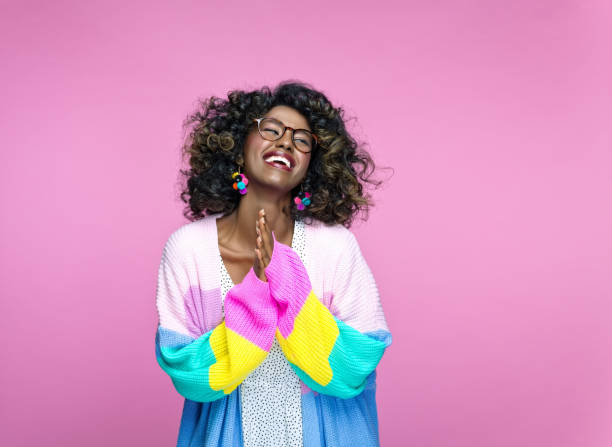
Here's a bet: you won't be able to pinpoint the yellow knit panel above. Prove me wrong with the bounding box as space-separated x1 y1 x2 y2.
276 291 339 386
209 322 228 358
209 322 267 393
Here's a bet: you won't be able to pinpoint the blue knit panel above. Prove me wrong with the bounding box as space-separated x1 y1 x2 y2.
364 329 393 346
176 388 244 447
300 370 381 447
156 326 197 349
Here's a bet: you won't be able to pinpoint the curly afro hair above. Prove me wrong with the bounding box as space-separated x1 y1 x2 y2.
177 79 385 228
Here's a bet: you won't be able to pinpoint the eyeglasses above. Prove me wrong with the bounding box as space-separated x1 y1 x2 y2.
253 117 318 153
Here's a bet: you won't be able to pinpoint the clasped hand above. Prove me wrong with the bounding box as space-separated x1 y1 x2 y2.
253 208 275 282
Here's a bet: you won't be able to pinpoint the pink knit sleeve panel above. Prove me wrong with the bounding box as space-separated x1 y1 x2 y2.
155 221 280 402
263 225 392 398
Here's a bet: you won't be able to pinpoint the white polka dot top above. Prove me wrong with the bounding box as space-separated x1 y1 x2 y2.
219 218 306 447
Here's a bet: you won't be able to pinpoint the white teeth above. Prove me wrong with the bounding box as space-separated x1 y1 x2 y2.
264 155 291 168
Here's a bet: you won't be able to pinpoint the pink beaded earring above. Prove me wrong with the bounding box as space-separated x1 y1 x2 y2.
294 185 312 210
231 167 248 195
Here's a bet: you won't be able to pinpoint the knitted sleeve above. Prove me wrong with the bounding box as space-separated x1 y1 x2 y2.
265 230 392 399
154 232 278 402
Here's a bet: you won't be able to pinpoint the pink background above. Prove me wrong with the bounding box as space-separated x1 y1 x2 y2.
1 1 611 446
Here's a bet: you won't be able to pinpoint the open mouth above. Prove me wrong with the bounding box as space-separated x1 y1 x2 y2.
263 153 294 171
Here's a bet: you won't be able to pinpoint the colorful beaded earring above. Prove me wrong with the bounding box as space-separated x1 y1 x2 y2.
294 185 312 210
231 167 248 195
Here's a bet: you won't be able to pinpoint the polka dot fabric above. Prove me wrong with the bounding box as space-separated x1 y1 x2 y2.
219 219 306 447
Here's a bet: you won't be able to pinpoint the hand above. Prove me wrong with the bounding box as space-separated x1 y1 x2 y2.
253 208 275 282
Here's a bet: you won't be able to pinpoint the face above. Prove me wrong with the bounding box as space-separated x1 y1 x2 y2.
242 105 312 193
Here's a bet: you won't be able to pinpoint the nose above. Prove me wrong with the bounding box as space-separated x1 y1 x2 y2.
277 127 296 151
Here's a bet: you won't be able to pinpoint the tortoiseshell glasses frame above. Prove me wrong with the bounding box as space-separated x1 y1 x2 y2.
252 117 319 154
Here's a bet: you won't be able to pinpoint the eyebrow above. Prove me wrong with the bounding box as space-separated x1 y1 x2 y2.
266 117 311 131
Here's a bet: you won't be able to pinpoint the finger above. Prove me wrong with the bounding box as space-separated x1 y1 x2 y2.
256 220 265 251
255 220 269 264
258 209 265 235
257 217 268 250
255 248 266 269
258 238 270 267
254 249 264 280
262 215 274 254
256 247 269 273
258 218 272 263
259 216 272 247
253 248 259 274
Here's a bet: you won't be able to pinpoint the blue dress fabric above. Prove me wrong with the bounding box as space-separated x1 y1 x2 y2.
177 372 381 447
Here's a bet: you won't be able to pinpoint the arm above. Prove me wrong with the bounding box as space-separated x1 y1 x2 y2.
264 230 392 399
155 232 278 402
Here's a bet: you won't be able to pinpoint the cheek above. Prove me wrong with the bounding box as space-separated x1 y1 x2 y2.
245 130 259 145
243 133 263 158
299 155 312 176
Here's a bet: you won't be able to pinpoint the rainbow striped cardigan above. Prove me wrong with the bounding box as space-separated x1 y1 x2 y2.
155 213 392 446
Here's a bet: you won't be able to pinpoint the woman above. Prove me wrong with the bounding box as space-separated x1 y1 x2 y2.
155 80 393 447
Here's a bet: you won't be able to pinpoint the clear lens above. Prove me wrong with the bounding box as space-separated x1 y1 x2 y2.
293 130 314 152
259 118 283 140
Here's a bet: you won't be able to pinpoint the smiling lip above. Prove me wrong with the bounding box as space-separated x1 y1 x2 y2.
264 159 293 172
262 150 295 172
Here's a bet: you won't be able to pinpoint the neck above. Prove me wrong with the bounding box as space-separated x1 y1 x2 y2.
219 183 295 252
